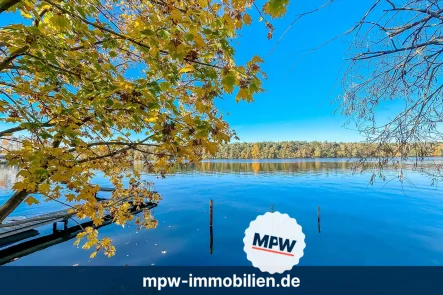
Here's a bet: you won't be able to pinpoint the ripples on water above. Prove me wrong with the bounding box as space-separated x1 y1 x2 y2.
2 159 443 266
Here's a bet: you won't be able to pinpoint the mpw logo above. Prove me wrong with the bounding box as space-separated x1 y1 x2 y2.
243 212 306 274
252 233 296 256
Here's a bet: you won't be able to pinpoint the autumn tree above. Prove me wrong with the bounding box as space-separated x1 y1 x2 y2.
0 0 290 257
208 140 443 159
252 143 260 158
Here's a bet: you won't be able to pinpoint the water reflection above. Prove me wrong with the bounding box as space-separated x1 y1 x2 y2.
133 159 354 175
3 159 443 266
0 165 17 194
171 160 352 175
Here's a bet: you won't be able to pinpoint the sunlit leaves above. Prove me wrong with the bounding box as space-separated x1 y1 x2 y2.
222 72 236 93
20 11 32 19
49 15 70 29
236 88 251 102
194 34 206 48
24 196 39 205
179 64 195 73
0 0 289 259
243 14 252 25
263 0 290 18
250 55 265 64
74 227 116 258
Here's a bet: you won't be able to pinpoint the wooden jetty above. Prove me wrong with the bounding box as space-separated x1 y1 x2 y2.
0 229 38 248
0 186 117 240
0 196 157 265
0 209 75 240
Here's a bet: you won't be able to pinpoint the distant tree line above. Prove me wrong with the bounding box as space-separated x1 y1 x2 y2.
203 141 443 159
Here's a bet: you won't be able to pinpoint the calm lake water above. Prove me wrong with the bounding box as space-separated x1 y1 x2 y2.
2 159 443 266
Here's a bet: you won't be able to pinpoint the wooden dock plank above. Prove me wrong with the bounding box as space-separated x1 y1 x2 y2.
0 209 73 239
0 230 39 247
0 190 157 240
0 202 157 265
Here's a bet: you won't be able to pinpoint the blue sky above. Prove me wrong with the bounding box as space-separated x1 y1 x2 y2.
218 0 378 143
0 0 395 143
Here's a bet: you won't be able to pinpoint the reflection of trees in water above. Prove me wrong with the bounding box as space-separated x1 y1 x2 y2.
251 162 260 174
164 161 354 175
196 161 352 174
0 165 18 191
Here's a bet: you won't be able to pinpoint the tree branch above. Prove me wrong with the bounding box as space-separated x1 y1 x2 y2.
67 141 158 153
0 125 25 137
351 38 443 61
43 0 223 70
0 0 22 14
0 45 29 72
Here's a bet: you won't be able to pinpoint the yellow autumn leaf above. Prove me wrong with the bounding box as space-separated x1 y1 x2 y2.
21 11 33 19
243 14 252 25
24 196 40 206
39 183 50 194
251 55 265 63
179 64 195 73
199 0 208 8
194 34 206 48
204 142 218 154
13 181 28 191
196 101 206 113
171 9 181 22
236 88 252 102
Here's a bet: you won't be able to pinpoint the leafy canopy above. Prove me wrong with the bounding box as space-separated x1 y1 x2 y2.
0 0 289 257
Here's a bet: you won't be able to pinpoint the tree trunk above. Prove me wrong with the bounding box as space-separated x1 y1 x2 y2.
0 133 62 224
0 189 29 223
0 0 22 13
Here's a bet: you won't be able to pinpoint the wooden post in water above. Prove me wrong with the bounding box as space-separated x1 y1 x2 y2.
270 203 274 213
63 219 68 231
209 200 213 254
317 206 321 233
